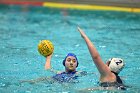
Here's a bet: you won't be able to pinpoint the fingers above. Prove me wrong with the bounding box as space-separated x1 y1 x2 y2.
77 26 80 31
77 26 86 38
77 26 82 32
77 26 85 34
46 53 53 59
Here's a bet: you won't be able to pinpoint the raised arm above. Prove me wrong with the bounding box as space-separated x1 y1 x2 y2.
45 54 53 70
77 27 111 77
45 54 61 74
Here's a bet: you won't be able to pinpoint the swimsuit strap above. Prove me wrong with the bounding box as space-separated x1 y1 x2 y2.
112 71 123 84
99 72 126 90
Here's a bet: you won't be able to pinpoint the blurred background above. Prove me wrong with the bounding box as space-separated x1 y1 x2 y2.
0 0 140 93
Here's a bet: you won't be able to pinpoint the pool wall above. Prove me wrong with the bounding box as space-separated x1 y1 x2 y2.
0 0 140 12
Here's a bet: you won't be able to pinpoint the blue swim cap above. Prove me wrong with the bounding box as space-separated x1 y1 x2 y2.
63 53 79 67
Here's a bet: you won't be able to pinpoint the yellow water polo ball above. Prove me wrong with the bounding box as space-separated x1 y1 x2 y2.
38 40 54 57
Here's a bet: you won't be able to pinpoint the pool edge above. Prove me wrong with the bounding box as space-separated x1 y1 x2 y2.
0 1 140 13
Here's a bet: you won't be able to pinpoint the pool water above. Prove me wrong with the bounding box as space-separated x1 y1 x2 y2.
0 5 140 93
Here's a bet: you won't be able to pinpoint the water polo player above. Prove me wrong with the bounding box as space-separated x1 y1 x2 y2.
45 53 86 83
77 27 126 90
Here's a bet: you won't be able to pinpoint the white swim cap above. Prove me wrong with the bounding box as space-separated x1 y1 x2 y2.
108 58 125 74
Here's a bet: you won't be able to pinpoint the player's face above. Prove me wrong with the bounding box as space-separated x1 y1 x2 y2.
65 56 77 71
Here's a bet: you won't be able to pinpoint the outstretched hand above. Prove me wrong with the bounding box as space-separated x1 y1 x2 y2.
46 53 53 59
77 26 86 38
